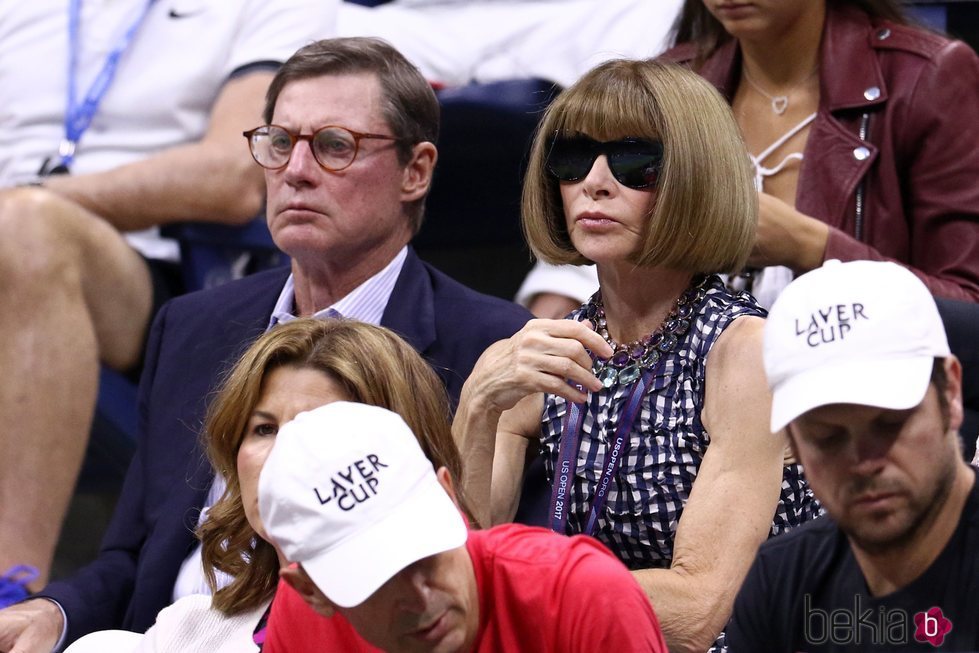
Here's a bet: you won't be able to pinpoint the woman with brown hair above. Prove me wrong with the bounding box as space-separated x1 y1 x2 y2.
454 58 819 653
199 319 466 619
66 318 465 652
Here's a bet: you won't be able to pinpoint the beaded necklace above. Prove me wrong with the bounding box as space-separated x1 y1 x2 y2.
585 275 708 387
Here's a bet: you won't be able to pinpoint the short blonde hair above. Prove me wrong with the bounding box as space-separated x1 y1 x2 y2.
522 59 756 273
199 319 464 615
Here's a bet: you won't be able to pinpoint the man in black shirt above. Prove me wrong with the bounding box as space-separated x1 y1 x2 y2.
728 260 979 653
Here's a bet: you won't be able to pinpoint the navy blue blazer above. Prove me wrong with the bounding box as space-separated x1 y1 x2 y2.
42 249 531 642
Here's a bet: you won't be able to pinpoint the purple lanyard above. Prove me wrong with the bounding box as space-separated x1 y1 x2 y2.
548 365 658 536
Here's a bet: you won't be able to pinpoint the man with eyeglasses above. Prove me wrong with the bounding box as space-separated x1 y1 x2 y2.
0 36 530 653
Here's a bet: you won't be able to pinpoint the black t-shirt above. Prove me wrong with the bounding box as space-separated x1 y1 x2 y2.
728 468 979 653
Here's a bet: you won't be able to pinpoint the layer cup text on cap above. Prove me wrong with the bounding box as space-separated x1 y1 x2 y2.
301 464 467 607
763 260 950 431
259 401 431 563
257 401 467 607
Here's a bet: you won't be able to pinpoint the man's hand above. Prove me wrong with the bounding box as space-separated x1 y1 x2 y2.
0 599 64 653
748 192 829 272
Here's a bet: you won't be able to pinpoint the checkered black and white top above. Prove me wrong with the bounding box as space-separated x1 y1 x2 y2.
540 275 821 570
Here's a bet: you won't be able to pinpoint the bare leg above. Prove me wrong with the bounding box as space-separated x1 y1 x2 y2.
0 188 152 588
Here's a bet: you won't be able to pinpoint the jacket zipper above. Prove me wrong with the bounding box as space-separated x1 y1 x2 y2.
854 112 871 241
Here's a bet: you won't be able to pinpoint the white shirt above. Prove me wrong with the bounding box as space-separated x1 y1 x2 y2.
267 246 408 330
0 0 337 260
64 595 269 653
337 0 683 88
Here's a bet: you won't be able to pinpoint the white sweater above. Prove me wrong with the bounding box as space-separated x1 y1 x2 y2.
64 595 269 653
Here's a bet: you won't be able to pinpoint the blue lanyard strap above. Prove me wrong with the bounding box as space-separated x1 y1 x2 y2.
549 364 658 536
63 0 156 168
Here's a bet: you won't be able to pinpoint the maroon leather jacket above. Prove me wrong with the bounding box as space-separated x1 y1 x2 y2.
664 5 979 302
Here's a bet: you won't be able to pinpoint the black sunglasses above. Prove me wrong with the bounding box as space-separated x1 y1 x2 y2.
545 135 664 189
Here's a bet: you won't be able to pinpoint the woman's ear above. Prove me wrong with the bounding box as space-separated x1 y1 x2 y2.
435 466 459 507
281 565 335 618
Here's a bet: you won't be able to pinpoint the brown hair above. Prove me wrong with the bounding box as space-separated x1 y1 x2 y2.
522 58 755 273
672 0 909 64
263 37 439 233
198 318 464 615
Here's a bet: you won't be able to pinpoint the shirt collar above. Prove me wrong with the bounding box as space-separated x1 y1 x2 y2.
267 246 408 330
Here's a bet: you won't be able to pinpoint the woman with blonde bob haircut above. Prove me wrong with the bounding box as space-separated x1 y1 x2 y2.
523 59 755 274
65 319 465 652
455 59 818 653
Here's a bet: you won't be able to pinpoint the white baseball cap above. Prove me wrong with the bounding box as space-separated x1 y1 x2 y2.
764 260 950 432
258 401 468 608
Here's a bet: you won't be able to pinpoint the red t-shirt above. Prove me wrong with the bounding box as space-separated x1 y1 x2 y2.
263 524 667 652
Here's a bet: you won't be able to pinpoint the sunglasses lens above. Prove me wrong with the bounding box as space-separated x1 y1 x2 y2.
608 141 664 189
546 138 596 182
546 136 663 189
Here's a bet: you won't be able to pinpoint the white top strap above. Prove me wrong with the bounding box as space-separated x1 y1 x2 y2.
748 112 817 192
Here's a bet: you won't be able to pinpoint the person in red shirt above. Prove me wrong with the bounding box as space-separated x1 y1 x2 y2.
259 401 667 653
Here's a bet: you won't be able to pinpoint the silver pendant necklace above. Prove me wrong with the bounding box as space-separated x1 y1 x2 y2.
741 65 818 116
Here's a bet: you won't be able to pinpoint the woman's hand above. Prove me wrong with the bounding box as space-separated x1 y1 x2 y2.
466 318 613 417
454 320 610 526
748 191 829 272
